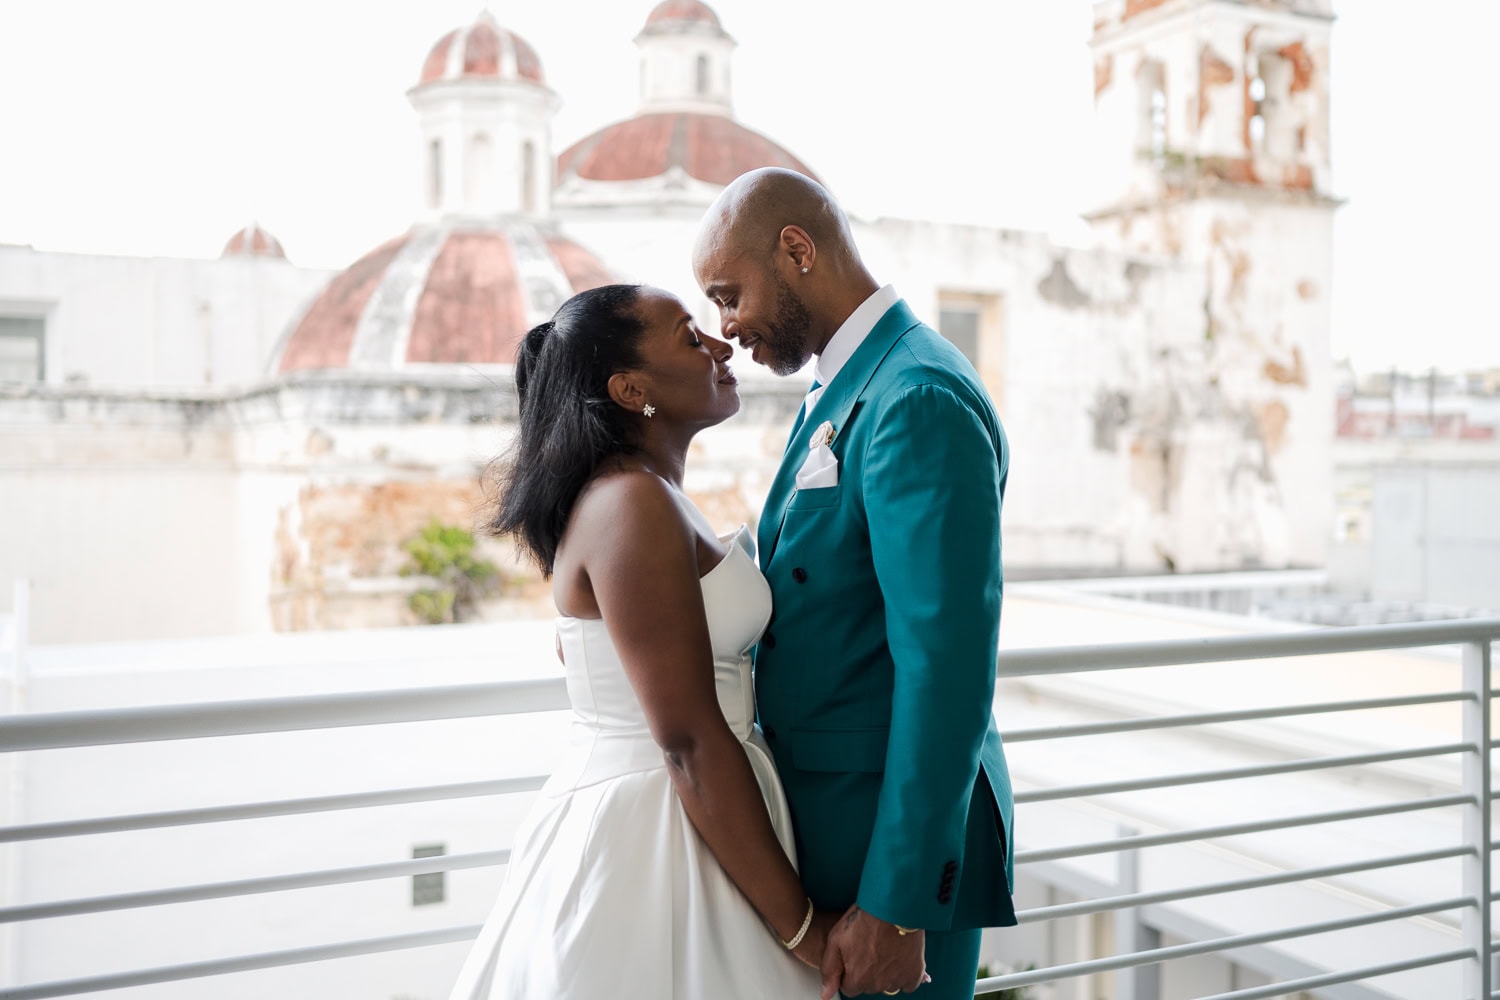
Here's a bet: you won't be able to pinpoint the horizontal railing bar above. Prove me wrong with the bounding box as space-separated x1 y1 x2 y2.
1016 794 1474 864
2 623 1492 756
995 617 1500 677
972 896 1471 991
0 925 481 1000
1014 742 1472 804
1001 691 1472 743
1017 844 1474 922
0 849 510 924
0 679 572 752
0 775 547 843
1010 569 1328 596
1193 948 1477 1000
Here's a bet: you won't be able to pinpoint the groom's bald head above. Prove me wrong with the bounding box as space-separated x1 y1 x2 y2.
692 169 878 372
692 168 858 273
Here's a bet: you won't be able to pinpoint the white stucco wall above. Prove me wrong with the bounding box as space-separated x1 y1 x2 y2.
0 244 331 389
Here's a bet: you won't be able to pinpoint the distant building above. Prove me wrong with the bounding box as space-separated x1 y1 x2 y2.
1337 364 1500 442
1329 364 1500 615
0 0 1340 642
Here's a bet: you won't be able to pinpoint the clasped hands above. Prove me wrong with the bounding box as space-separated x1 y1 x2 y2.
790 905 929 998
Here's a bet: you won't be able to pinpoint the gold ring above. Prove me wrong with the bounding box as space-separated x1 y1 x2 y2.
883 992 900 996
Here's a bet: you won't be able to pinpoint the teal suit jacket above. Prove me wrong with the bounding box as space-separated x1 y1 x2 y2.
755 299 1017 932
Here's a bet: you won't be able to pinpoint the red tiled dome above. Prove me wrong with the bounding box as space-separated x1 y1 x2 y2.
274 221 613 373
221 224 285 259
557 112 818 187
418 11 544 87
644 0 724 31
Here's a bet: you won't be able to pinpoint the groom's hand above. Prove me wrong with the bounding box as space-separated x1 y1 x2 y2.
820 905 926 998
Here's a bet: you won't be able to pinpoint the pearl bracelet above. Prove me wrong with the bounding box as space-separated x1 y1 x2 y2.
782 898 815 950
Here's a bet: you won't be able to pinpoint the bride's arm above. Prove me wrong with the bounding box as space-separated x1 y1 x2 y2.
576 471 833 964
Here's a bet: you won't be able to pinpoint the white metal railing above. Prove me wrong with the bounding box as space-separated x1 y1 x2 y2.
0 617 1496 999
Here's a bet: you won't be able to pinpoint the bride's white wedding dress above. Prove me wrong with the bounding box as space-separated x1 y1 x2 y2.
449 502 821 999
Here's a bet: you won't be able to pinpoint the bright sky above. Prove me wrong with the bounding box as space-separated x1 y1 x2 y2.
0 1 1494 373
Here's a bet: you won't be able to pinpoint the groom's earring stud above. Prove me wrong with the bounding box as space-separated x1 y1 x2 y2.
642 404 656 418
800 266 809 274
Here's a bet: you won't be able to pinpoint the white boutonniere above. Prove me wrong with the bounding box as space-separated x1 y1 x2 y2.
809 420 836 449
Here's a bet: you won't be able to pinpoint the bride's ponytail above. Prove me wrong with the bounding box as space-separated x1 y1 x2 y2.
490 285 646 575
513 320 554 407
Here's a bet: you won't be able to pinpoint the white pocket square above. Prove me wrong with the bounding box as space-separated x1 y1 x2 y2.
795 442 839 490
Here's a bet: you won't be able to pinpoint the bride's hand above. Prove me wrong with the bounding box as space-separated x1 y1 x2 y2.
791 910 840 970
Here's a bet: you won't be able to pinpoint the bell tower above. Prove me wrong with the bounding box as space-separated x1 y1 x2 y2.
408 11 560 219
1088 0 1334 236
635 1 736 116
1088 0 1340 570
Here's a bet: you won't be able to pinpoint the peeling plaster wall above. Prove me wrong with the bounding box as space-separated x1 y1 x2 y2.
856 201 1331 574
1086 195 1334 571
1089 1 1333 210
1084 0 1336 572
858 220 1302 578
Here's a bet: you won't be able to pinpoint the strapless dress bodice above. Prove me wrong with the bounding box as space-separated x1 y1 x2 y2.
551 524 772 786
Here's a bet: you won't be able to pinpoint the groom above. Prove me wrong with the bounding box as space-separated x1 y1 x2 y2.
693 168 1016 999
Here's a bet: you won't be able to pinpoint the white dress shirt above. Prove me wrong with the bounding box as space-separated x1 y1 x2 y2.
803 284 899 415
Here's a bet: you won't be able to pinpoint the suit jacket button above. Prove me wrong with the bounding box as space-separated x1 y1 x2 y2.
761 632 776 649
791 567 808 583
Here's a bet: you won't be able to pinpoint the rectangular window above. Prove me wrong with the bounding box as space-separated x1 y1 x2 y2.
936 291 1005 413
428 140 443 210
937 304 981 367
0 316 45 382
412 843 446 906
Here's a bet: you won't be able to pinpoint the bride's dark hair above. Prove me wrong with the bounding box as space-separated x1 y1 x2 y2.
490 283 647 576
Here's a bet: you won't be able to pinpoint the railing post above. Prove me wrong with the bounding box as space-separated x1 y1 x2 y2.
2 580 29 988
1114 825 1160 1000
1462 638 1492 1000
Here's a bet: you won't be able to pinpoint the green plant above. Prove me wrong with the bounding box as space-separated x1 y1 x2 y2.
975 963 1037 1000
400 520 501 624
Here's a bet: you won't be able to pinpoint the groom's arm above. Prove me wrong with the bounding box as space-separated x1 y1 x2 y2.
857 380 1005 931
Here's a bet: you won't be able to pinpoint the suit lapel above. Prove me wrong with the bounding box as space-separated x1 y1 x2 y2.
759 300 922 566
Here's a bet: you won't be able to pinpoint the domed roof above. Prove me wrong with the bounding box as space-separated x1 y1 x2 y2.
643 0 725 32
557 112 818 187
274 220 613 373
418 11 544 87
221 223 285 259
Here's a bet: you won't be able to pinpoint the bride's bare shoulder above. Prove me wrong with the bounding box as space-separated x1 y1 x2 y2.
574 467 687 537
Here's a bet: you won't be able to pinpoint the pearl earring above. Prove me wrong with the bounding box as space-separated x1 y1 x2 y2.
643 404 656 418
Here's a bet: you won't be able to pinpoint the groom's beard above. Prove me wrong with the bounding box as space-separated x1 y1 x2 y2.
761 273 816 377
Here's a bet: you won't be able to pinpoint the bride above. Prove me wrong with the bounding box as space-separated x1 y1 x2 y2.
449 283 836 998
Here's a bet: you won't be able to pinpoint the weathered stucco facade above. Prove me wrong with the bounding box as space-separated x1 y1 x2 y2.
0 0 1340 642
1084 0 1337 571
